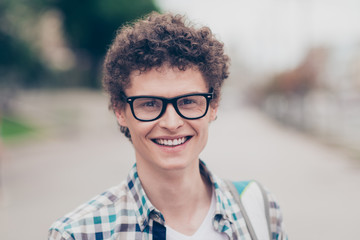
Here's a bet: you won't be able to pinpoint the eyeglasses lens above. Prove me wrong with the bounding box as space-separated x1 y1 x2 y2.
133 98 163 120
177 95 207 118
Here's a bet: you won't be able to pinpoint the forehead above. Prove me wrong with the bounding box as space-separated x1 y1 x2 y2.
126 66 208 97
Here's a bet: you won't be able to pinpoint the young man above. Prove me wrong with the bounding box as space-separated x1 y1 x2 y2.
49 12 286 240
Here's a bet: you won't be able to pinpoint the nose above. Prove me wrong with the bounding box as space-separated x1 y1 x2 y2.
158 103 184 130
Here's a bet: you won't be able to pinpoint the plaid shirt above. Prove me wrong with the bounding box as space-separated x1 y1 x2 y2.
48 161 286 240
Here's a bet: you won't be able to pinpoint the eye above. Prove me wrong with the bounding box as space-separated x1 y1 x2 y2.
177 95 207 111
143 100 157 107
179 98 196 106
178 96 200 106
134 98 162 110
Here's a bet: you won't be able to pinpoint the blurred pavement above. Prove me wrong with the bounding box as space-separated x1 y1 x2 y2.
1 89 359 240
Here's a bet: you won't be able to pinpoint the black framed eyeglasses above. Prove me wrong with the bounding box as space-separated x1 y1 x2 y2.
125 91 213 122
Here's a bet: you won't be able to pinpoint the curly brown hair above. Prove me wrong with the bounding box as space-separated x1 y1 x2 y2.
102 12 230 139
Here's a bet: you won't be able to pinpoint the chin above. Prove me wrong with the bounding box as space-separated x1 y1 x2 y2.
156 155 198 172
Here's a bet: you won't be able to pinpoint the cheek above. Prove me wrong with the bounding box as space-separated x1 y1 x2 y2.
127 121 154 140
196 123 210 152
194 120 210 138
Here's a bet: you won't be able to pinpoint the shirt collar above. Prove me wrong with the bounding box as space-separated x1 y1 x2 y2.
127 164 163 232
199 160 234 222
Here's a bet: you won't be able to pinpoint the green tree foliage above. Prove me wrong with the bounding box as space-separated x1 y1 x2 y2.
0 31 44 87
52 0 159 88
0 0 47 88
0 0 159 89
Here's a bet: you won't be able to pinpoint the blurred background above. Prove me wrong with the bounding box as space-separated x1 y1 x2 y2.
1 0 360 239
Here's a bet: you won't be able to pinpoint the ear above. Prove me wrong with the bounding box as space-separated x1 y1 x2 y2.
209 105 218 122
115 109 128 127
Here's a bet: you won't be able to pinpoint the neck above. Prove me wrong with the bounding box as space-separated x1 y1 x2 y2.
137 160 213 235
137 159 209 207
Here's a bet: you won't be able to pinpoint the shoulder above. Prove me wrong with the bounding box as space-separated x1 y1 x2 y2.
48 181 134 240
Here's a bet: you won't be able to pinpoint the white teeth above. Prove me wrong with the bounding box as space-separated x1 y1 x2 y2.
155 137 187 146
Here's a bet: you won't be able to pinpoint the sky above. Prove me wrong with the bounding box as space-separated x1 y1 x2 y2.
155 0 360 73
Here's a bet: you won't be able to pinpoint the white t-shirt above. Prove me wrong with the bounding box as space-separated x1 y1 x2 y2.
166 192 228 240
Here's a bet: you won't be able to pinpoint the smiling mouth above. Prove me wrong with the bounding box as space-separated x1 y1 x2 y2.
152 136 192 147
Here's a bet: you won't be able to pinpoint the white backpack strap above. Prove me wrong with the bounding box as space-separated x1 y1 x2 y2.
253 180 271 237
226 180 271 240
242 181 271 240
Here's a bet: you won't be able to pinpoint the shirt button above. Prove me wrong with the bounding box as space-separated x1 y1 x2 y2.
153 212 161 221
